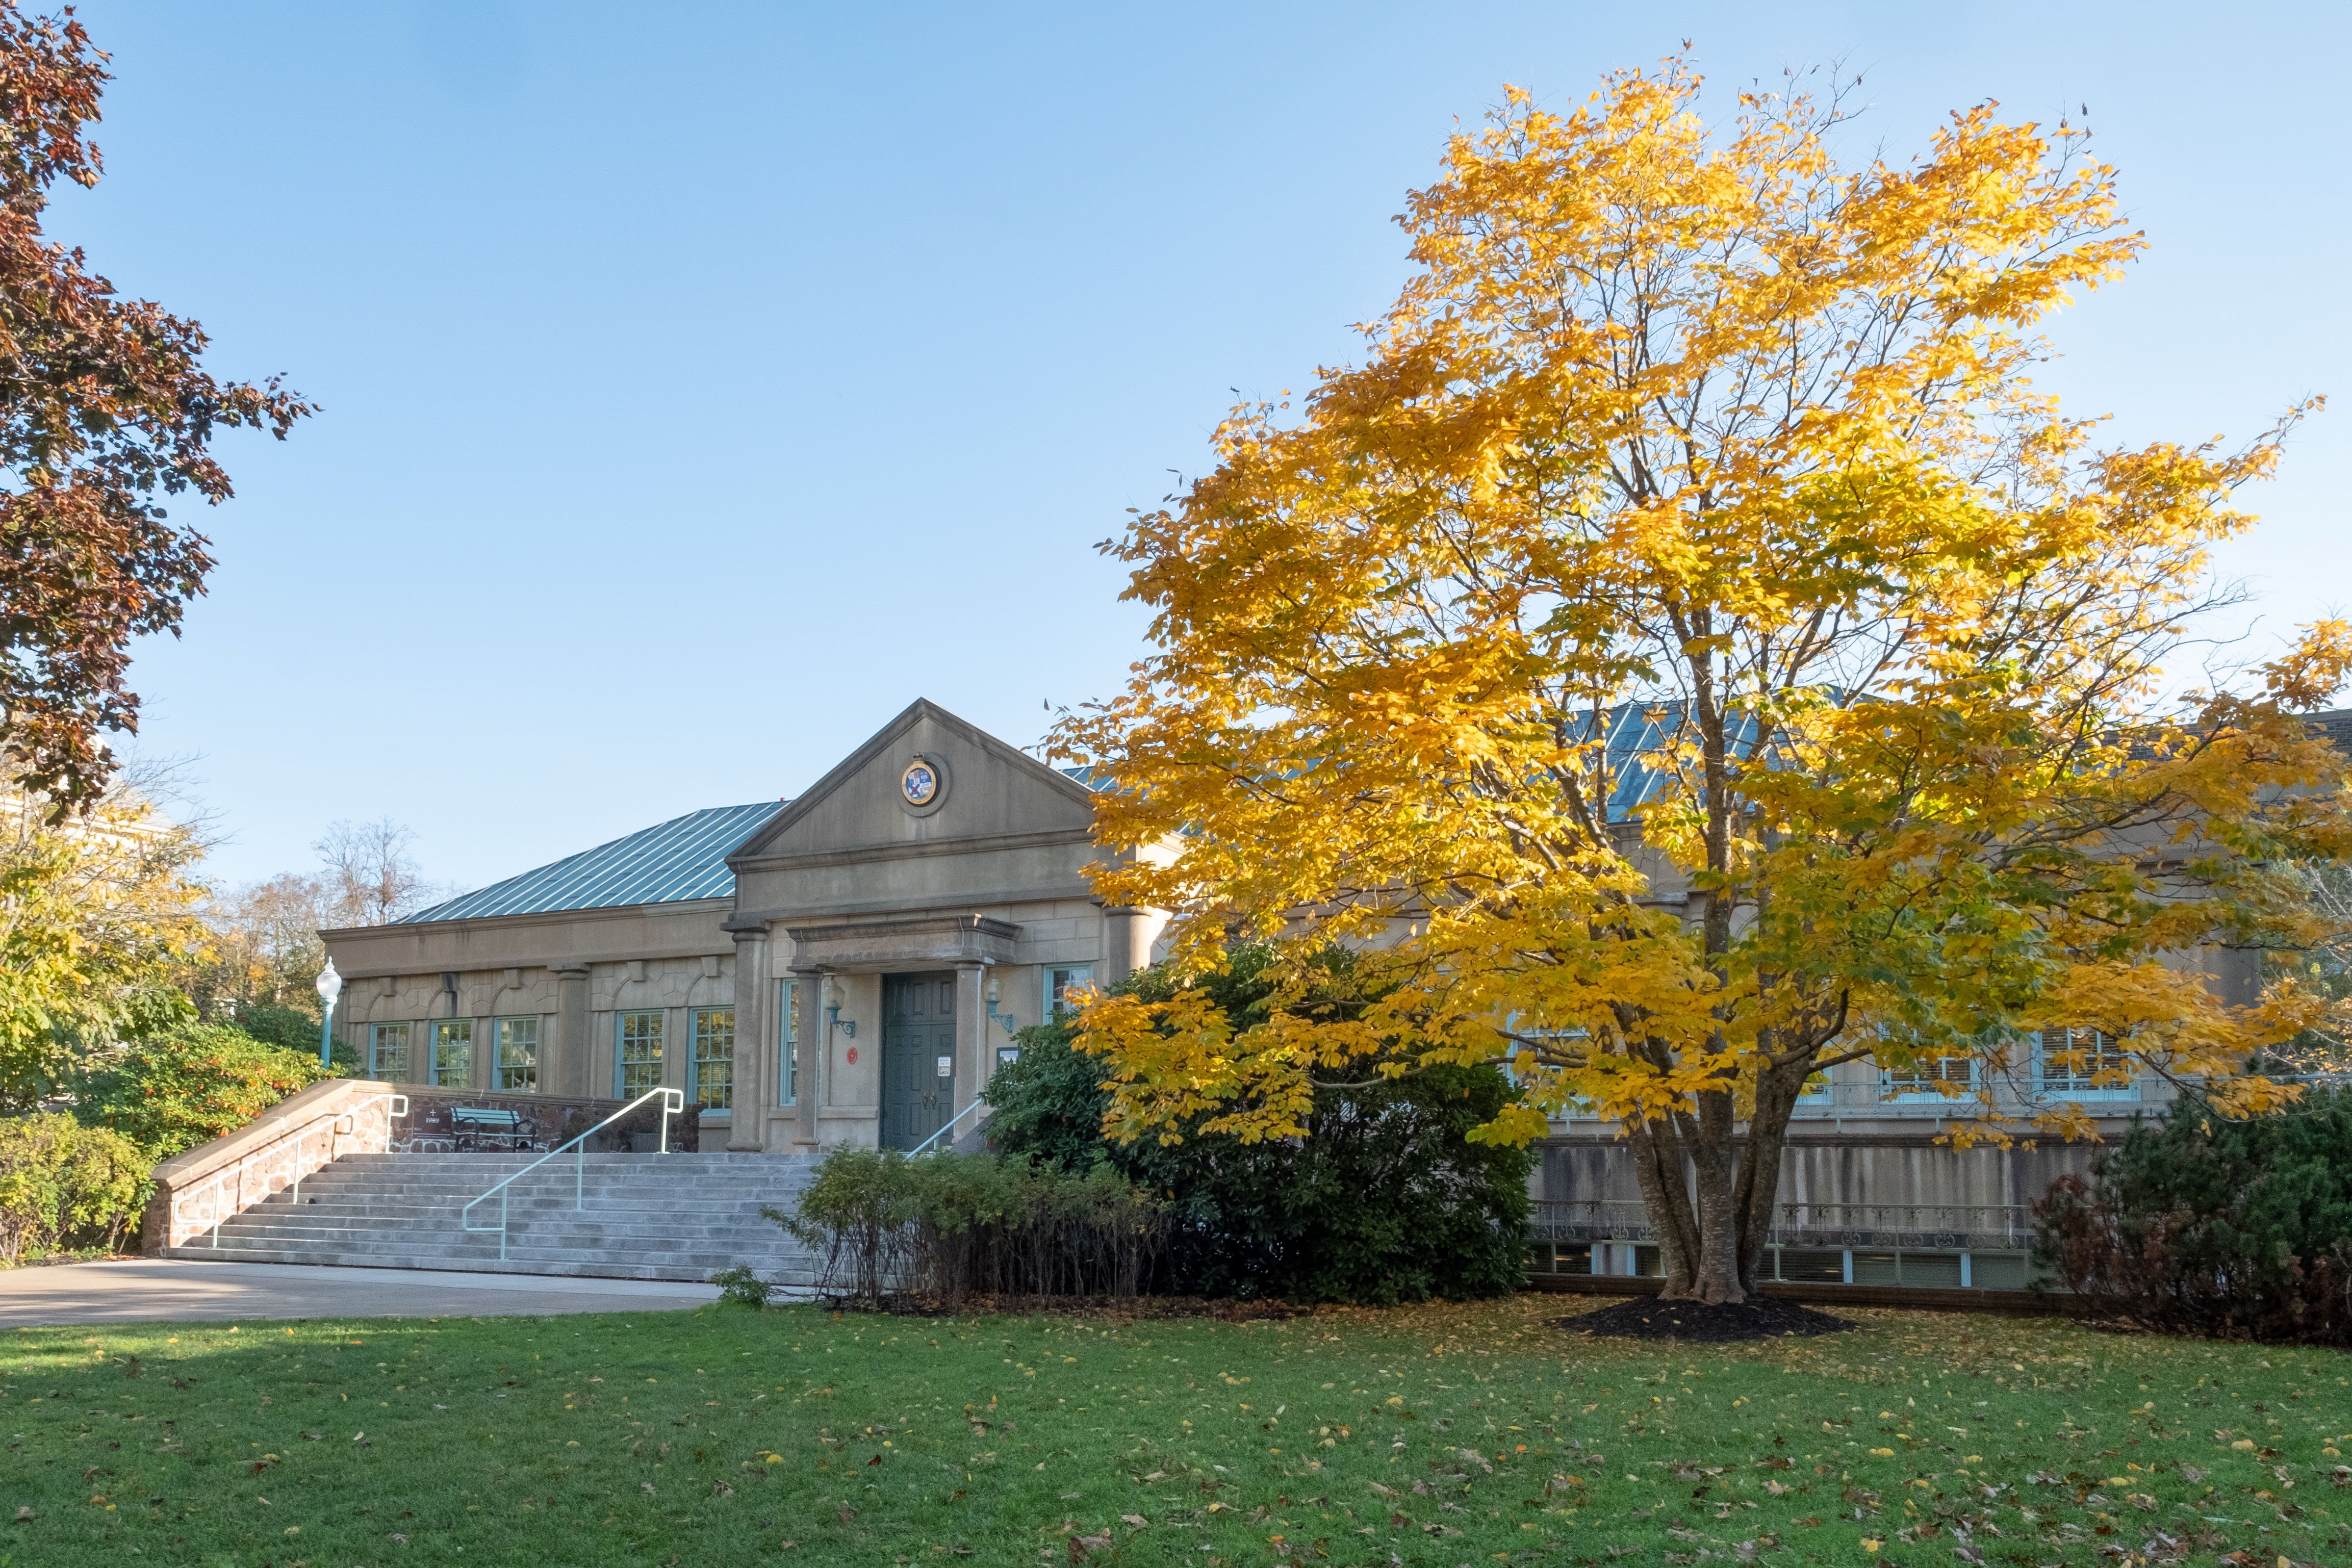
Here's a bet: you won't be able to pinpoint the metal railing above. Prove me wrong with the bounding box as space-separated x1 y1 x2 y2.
1531 1197 2035 1249
1788 1078 2141 1117
908 1098 985 1157
188 1093 409 1248
458 1087 683 1261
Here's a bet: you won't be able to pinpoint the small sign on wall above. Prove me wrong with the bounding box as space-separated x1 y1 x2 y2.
936 1056 953 1077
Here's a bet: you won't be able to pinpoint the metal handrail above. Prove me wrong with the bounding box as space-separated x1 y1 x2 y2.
190 1092 410 1248
1530 1197 2035 1247
908 1097 985 1157
458 1087 684 1261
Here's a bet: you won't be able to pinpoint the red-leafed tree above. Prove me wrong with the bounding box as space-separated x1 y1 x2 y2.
0 4 312 812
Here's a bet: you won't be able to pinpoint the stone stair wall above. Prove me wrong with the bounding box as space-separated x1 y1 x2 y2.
162 1151 824 1287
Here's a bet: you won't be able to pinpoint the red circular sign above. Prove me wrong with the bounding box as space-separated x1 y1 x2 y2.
845 1045 858 1065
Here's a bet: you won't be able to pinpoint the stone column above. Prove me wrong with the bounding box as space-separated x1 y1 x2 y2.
953 962 986 1144
788 965 828 1150
554 966 592 1099
1099 905 1151 985
727 923 771 1152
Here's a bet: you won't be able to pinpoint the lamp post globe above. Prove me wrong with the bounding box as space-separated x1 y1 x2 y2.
315 957 343 1069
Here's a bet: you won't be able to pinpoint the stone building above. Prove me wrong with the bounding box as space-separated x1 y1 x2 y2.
320 697 2325 1292
321 699 1165 1156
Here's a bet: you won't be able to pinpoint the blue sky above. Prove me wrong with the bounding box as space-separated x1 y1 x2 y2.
56 1 2352 894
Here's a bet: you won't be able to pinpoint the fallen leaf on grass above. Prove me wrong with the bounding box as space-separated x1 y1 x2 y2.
1121 1514 1145 1526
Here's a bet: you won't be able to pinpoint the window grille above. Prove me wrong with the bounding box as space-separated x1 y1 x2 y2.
495 1016 539 1092
693 1008 734 1111
370 1022 411 1081
2039 1025 2132 1096
430 1020 473 1087
617 1010 664 1097
778 980 799 1106
1043 964 1094 1020
1883 1053 1973 1098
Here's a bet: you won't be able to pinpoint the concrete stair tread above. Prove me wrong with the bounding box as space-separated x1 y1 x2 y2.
174 1151 825 1286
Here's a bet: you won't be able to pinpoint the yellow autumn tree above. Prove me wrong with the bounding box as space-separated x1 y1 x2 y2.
1053 62 2352 1304
0 764 208 1111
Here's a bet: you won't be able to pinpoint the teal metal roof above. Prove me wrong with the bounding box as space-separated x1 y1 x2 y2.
401 801 786 924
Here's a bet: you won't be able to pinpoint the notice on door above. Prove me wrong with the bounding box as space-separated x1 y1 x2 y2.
936 1056 952 1077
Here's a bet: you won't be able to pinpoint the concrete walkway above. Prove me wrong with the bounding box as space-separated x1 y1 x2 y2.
0 1258 722 1327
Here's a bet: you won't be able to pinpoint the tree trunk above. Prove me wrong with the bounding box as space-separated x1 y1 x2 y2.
1731 1055 1810 1295
1630 1090 1753 1304
1623 1116 1700 1295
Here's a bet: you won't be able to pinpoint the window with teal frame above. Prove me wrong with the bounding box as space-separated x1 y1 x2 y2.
616 1010 664 1097
2038 1026 2134 1098
370 1021 411 1081
430 1020 473 1087
778 979 799 1106
1882 1052 1973 1100
494 1016 539 1092
1042 964 1094 1022
692 1008 734 1112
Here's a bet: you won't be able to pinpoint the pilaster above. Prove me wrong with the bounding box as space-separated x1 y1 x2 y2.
555 966 592 1099
727 923 771 1152
788 964 829 1149
953 962 986 1143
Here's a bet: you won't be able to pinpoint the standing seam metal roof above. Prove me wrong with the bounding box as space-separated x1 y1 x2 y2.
399 800 786 924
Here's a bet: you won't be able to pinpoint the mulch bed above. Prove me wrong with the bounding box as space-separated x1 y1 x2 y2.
1560 1295 1855 1342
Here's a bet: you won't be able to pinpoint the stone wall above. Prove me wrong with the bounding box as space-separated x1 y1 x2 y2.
390 1088 699 1154
142 1079 407 1252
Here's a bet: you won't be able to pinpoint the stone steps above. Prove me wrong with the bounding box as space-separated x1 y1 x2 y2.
162 1151 825 1286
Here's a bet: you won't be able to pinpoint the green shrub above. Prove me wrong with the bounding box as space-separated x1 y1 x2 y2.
989 1022 1531 1304
2034 1086 2352 1344
764 1147 918 1308
708 1264 773 1308
982 944 1533 1305
237 1005 322 1055
765 1146 1166 1310
0 1113 150 1264
79 1023 330 1160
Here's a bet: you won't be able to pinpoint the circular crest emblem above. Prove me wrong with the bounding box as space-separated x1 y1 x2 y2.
901 759 939 807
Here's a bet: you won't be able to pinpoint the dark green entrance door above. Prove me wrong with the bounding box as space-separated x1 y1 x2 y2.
882 972 957 1150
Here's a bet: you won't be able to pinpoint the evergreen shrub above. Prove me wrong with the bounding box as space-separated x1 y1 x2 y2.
983 946 1535 1305
2034 1086 2352 1344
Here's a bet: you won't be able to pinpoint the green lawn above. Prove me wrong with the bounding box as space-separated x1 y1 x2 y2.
3 1294 2347 1568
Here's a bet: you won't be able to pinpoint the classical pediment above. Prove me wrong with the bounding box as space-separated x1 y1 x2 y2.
731 699 1096 868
